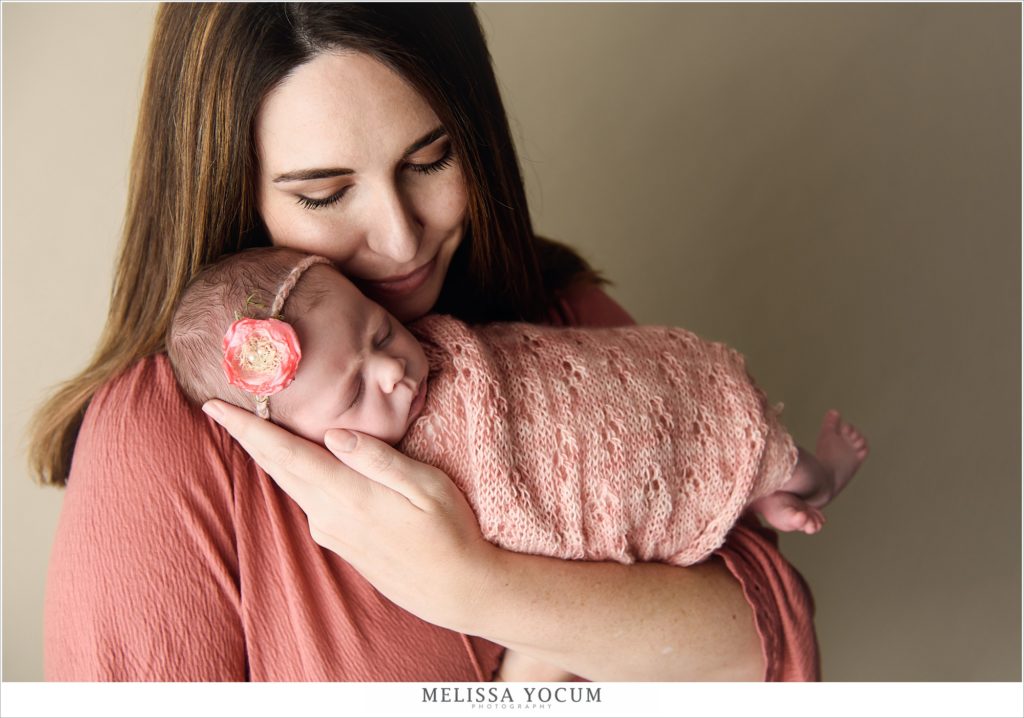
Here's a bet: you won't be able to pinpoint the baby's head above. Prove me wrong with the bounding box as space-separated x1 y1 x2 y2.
167 247 429 445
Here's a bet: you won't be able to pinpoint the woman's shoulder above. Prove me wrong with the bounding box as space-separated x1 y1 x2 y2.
51 354 249 680
92 352 182 409
74 353 240 485
552 281 636 328
88 353 208 431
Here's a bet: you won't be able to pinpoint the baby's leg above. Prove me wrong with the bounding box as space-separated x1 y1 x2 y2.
749 449 829 534
812 409 869 504
750 410 869 534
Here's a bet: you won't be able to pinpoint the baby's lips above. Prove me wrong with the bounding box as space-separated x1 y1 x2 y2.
408 378 428 422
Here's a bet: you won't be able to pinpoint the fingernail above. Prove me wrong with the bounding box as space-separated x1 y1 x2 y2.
327 429 356 452
202 401 224 422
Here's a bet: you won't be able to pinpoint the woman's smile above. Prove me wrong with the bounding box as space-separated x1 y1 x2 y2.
360 255 437 299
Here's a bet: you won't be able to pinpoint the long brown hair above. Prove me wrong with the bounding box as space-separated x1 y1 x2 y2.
30 3 600 487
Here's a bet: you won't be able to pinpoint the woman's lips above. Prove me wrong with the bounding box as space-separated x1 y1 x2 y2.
363 257 435 298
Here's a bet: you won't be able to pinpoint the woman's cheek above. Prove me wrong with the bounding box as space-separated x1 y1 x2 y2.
415 168 468 230
265 200 307 247
269 206 352 258
441 169 469 225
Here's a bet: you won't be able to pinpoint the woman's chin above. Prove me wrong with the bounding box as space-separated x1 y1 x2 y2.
375 282 441 323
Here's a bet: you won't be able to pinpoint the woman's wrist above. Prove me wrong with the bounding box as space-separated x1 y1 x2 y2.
445 540 511 635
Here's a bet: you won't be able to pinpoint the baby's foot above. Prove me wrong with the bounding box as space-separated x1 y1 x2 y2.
750 491 826 534
815 409 869 502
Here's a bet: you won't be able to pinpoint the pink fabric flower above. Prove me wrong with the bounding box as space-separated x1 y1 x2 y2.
222 318 301 396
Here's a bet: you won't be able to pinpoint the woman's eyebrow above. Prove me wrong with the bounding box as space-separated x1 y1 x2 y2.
273 167 355 183
402 126 446 157
272 126 446 184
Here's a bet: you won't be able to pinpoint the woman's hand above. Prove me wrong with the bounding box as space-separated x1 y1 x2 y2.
202 399 500 633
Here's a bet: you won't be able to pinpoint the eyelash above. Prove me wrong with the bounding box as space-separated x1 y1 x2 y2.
348 321 394 409
409 146 456 176
375 321 394 348
350 378 364 408
297 144 456 210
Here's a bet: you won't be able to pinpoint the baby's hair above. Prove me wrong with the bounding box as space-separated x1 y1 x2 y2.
166 247 331 419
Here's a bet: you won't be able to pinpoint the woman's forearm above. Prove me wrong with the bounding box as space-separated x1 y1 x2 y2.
464 550 766 681
202 401 776 681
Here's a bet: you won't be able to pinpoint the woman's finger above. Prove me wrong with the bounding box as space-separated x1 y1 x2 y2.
324 428 440 510
202 399 362 510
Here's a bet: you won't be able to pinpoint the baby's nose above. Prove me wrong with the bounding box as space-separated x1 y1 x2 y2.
378 356 407 393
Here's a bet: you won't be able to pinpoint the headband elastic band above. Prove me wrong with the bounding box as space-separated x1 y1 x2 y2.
270 254 332 318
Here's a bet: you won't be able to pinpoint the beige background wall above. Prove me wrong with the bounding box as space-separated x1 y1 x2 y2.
3 3 1019 682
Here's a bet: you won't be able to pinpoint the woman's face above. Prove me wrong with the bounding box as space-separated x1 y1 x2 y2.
255 51 468 322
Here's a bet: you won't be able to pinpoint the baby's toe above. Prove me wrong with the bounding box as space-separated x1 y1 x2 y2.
803 509 825 534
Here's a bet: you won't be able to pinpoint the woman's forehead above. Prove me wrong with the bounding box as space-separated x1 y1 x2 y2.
254 51 441 171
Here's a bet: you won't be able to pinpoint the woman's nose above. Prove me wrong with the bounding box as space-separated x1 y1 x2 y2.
374 355 407 394
366 182 419 263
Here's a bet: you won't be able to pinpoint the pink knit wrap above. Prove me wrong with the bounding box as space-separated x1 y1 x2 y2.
400 315 798 567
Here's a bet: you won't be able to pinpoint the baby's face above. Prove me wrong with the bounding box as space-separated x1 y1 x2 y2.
275 268 429 445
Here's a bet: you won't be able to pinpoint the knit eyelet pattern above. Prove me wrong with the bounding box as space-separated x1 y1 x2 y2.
401 315 798 566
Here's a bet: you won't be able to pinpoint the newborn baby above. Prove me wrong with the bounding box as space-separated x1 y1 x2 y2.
167 247 868 677
170 246 867 550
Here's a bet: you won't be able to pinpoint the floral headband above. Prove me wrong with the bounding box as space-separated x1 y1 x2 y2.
221 254 331 419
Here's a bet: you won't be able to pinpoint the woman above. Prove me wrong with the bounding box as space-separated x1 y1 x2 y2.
34 3 818 681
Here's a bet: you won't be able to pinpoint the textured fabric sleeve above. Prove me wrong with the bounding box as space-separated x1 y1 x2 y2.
558 282 821 681
44 356 247 681
715 515 821 681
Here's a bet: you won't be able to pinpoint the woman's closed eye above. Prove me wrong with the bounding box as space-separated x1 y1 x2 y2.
295 143 456 211
297 185 351 210
406 141 455 176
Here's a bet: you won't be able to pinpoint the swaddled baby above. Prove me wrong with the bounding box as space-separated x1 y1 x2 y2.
168 247 868 678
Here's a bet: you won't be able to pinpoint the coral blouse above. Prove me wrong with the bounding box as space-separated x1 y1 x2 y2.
44 285 819 681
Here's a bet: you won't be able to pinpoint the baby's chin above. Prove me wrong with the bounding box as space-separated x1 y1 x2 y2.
316 421 408 448
375 391 428 447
